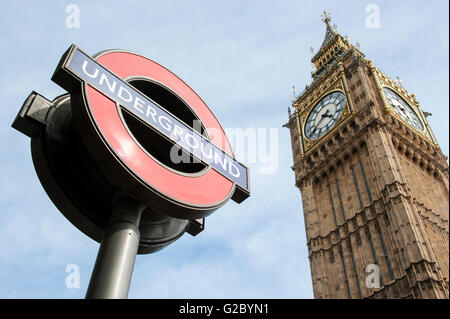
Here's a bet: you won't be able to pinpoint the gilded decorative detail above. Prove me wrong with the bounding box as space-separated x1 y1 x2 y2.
294 75 354 156
371 67 437 145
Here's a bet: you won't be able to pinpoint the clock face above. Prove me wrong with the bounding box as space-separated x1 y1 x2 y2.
383 87 424 131
304 91 346 140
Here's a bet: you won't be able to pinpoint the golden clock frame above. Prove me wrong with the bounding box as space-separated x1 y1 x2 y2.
369 64 438 145
382 86 425 130
295 74 356 157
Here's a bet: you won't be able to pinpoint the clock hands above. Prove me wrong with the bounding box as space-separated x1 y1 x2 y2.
397 104 407 115
390 98 422 130
311 109 334 136
315 110 329 128
401 108 412 122
305 92 346 140
394 102 413 122
384 87 423 131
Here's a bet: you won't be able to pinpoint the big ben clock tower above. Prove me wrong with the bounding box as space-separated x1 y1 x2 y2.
285 13 449 299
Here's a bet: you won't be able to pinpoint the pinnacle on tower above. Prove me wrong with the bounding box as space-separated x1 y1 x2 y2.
320 11 338 47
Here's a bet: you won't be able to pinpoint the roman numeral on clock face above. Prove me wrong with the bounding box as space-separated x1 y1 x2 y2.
382 87 423 131
304 91 346 140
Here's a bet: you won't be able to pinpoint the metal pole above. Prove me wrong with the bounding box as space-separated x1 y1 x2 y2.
85 196 146 299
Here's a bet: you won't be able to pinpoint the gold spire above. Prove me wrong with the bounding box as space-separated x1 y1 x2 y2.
321 11 331 24
311 12 351 75
319 11 338 46
321 11 337 34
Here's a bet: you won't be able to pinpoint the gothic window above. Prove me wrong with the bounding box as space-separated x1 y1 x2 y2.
355 232 362 246
343 224 349 236
307 157 313 168
383 213 390 227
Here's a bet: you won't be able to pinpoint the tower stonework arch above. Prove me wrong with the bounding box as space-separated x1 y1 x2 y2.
284 16 449 299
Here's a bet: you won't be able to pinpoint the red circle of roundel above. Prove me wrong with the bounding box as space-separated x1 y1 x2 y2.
84 51 234 208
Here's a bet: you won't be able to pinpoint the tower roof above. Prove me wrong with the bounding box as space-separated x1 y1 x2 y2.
292 12 358 105
320 11 338 49
312 11 342 63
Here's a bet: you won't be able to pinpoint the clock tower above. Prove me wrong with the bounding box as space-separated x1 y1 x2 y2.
285 13 449 298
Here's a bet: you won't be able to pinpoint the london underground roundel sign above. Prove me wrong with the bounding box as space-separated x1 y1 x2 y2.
52 45 249 219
